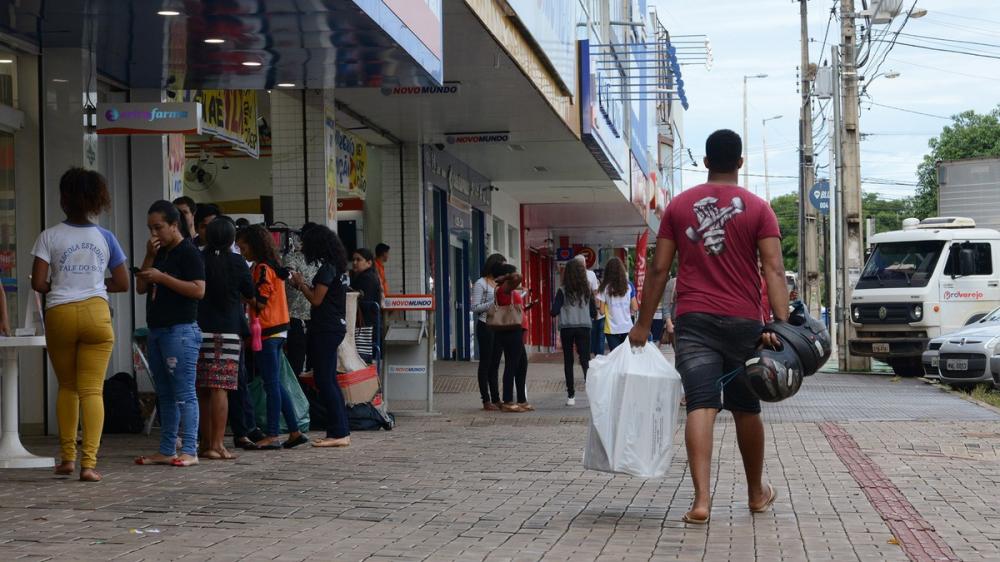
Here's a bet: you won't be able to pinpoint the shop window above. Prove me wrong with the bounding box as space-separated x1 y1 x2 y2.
507 225 519 262
492 216 505 255
0 132 16 326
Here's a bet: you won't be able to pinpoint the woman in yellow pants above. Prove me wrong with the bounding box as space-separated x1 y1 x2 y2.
31 168 129 482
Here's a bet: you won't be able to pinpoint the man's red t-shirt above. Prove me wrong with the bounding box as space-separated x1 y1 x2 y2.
658 183 781 322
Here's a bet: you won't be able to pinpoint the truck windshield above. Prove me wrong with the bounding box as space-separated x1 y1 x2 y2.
856 241 945 289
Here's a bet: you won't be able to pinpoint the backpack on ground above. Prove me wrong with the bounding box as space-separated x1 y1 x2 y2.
347 399 395 431
103 372 143 434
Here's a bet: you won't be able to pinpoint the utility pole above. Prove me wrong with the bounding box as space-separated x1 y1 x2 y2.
799 0 821 318
838 0 869 371
831 46 841 370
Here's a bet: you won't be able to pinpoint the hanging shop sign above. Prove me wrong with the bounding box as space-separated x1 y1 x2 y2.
381 82 460 96
635 230 649 303
555 247 574 261
578 39 628 181
181 90 260 158
325 109 338 224
444 131 511 145
336 127 368 199
383 294 436 310
423 147 492 213
577 247 597 269
97 102 201 135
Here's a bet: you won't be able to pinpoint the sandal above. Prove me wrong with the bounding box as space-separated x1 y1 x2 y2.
234 437 256 450
282 434 310 449
216 449 238 460
134 455 176 466
750 484 777 513
499 403 524 413
312 437 350 448
171 456 199 467
517 403 535 412
201 450 224 460
54 462 74 476
682 511 710 525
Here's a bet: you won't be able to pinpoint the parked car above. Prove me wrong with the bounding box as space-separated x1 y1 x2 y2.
922 306 1000 381
938 324 1000 388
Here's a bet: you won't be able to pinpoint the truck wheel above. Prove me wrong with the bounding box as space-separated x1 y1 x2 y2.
887 358 922 377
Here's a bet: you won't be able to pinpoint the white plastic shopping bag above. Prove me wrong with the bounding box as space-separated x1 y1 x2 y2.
584 342 682 478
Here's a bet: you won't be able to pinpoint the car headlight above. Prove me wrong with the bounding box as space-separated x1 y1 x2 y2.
911 304 923 321
852 306 861 322
990 337 1000 355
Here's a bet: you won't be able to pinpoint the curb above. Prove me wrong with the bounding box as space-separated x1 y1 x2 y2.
919 377 1000 416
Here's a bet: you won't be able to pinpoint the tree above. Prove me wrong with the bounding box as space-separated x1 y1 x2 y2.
769 194 799 272
914 107 1000 218
863 192 914 235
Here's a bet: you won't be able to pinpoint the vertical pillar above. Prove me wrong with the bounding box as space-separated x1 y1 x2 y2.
799 0 821 318
379 144 424 295
271 89 336 228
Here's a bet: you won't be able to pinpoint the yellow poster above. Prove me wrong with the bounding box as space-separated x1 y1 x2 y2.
181 89 259 158
336 127 368 198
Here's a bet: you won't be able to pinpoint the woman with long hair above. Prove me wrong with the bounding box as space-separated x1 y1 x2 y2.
471 253 505 410
196 218 253 460
597 257 638 351
349 247 383 328
288 225 352 447
236 225 307 450
134 200 205 467
31 168 129 481
551 259 595 406
492 262 533 413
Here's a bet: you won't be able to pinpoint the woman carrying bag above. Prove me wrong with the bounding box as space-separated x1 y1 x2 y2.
471 253 506 410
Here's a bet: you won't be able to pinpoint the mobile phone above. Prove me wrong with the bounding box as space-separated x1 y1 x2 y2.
130 266 141 275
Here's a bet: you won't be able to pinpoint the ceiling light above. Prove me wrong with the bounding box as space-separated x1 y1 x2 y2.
277 82 296 88
157 10 181 16
241 61 262 67
0 59 12 64
204 38 225 44
52 78 68 83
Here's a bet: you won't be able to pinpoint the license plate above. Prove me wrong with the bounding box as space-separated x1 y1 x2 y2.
872 343 890 354
931 357 939 368
946 359 968 371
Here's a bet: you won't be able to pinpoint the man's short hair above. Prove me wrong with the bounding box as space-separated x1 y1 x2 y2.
573 254 586 264
375 243 390 257
195 203 221 227
705 129 743 173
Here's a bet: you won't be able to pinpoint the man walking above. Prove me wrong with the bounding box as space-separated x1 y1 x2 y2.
629 129 788 524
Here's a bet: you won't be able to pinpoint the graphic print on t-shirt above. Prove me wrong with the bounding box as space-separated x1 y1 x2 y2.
684 195 745 256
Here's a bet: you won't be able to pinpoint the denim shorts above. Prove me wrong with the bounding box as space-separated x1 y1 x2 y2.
674 312 763 414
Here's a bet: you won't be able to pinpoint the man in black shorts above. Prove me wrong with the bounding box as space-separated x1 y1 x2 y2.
629 129 788 524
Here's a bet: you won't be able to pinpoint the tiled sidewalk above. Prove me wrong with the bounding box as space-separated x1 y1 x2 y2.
0 356 997 561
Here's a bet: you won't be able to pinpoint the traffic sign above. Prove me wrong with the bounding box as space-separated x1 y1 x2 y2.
809 179 830 216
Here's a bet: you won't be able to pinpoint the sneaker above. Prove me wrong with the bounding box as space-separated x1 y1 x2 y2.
566 397 576 406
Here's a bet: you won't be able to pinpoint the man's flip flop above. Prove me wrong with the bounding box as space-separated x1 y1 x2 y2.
750 484 777 513
682 512 710 525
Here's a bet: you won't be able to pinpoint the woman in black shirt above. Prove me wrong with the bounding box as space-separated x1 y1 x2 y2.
350 248 383 328
196 218 253 460
135 200 206 467
288 225 351 448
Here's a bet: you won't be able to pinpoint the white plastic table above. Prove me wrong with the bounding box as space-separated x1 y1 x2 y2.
0 336 53 468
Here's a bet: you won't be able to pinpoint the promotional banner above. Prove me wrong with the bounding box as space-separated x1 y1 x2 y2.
336 128 368 198
325 110 338 224
635 230 649 303
181 90 260 158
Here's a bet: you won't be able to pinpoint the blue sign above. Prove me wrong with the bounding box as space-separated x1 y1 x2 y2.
809 179 830 215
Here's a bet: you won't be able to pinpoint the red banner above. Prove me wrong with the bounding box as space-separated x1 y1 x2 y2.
635 230 649 303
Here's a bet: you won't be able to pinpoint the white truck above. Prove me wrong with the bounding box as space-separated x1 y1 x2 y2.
937 157 1000 231
849 217 1000 376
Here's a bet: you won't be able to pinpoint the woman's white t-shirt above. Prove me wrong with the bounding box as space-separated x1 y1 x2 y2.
600 283 635 335
31 222 127 309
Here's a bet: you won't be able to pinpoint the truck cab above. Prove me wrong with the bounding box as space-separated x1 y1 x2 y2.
849 217 1000 376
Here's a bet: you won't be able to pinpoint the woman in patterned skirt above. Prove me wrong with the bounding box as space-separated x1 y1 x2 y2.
196 217 253 460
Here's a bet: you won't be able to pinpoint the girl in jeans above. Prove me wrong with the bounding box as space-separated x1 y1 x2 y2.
236 225 307 450
288 225 352 447
492 263 533 413
135 200 205 467
597 257 638 351
31 168 128 481
471 253 506 410
550 259 596 407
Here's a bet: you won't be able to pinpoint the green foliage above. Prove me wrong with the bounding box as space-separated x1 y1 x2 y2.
769 194 799 272
914 107 1000 218
863 192 914 235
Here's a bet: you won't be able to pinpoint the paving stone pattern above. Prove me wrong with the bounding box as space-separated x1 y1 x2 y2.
0 354 997 561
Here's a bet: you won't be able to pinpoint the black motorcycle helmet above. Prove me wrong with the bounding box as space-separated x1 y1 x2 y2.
745 301 832 402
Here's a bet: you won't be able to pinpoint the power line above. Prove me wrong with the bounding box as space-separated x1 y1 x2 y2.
875 40 1000 60
888 57 1000 83
931 10 1000 28
896 31 1000 50
864 0 917 92
862 101 952 120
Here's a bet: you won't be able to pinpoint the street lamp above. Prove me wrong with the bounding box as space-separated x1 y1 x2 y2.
761 114 783 201
860 70 900 98
742 73 768 190
908 8 928 18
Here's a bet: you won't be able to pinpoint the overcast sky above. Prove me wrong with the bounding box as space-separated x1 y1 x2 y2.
649 0 1000 203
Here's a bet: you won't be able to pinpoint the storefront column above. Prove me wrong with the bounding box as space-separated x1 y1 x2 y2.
379 143 424 295
270 89 337 229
